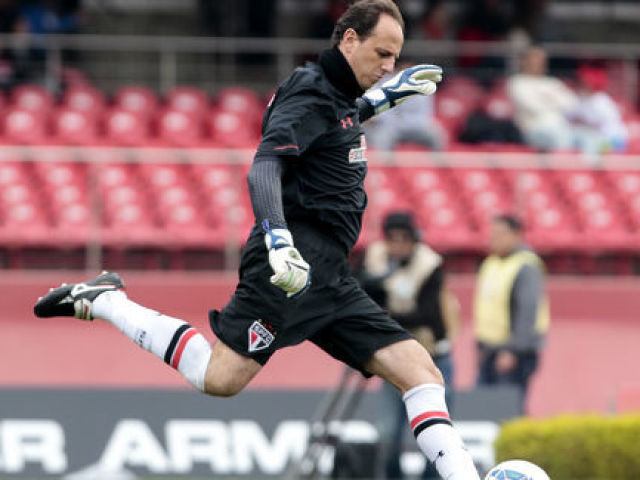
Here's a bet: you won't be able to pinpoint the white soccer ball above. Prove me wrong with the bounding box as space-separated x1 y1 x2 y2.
484 459 551 480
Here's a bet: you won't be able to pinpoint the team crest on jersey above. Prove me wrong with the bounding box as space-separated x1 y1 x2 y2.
248 320 275 352
348 135 368 163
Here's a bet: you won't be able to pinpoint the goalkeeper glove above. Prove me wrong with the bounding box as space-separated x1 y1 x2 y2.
363 64 443 115
263 220 311 298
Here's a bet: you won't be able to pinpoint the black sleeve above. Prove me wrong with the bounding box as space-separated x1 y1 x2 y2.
356 97 375 123
394 266 444 330
256 85 333 159
246 155 287 229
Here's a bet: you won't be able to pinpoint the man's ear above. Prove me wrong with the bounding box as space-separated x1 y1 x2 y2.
340 27 359 56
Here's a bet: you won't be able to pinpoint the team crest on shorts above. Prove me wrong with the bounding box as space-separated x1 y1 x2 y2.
248 320 275 352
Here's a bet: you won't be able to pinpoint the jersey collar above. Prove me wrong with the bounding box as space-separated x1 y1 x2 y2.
318 46 365 101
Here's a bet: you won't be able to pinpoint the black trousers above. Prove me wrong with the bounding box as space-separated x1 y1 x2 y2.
477 343 539 415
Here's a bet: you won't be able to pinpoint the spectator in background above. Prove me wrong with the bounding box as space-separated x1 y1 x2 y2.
364 62 447 153
361 212 460 479
0 0 32 89
418 0 454 40
508 46 578 151
473 214 549 415
567 65 628 159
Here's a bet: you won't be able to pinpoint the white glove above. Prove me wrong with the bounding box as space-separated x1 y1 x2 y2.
363 64 443 115
263 220 311 298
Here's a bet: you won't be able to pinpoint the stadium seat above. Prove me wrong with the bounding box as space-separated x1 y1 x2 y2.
439 76 484 103
51 107 98 145
157 109 203 147
481 93 515 120
165 86 210 118
216 86 263 119
435 92 477 138
0 201 50 245
103 108 151 146
0 107 47 145
96 162 160 245
62 84 106 118
113 86 159 118
10 85 54 114
206 109 259 148
450 168 511 228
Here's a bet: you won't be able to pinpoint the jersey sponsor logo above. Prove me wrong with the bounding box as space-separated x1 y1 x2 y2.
248 320 275 352
348 134 368 163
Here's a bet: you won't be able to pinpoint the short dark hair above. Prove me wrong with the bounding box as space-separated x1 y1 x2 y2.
383 211 419 241
493 213 524 233
331 0 404 47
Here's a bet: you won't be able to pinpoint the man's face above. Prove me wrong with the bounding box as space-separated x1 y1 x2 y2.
523 48 547 76
339 14 404 90
385 228 415 262
488 221 520 257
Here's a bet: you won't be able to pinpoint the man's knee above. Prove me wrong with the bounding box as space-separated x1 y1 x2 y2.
204 377 246 397
201 341 262 397
368 339 446 392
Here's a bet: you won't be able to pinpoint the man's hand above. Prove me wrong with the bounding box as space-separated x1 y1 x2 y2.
263 220 311 298
495 350 518 374
363 64 443 115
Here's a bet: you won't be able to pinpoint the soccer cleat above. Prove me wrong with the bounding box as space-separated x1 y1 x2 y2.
34 271 124 321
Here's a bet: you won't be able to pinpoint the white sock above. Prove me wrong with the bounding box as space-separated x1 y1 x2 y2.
404 384 480 480
92 290 212 392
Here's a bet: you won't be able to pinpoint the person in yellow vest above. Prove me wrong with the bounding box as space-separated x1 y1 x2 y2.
474 214 550 414
361 211 460 479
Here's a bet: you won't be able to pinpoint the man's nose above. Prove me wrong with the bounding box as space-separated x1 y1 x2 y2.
382 58 395 74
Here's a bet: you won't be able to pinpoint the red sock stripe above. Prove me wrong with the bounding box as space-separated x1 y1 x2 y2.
410 411 450 430
170 328 197 369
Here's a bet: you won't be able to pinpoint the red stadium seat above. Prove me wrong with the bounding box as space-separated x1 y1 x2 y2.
216 87 263 118
10 85 54 114
206 109 259 148
440 76 484 103
62 85 106 118
450 168 510 228
552 170 633 250
482 93 515 120
157 109 203 147
1 107 47 145
113 86 159 118
0 201 50 245
52 107 98 145
435 92 477 137
103 108 150 146
165 86 210 117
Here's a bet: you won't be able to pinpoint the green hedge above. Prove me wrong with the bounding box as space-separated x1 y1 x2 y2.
494 414 640 479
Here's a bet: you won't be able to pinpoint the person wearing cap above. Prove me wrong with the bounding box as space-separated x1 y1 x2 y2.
361 211 460 479
567 64 628 160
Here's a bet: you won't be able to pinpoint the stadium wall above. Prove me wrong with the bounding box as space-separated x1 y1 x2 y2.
3 270 639 418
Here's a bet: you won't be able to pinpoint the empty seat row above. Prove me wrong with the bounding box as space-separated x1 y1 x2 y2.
2 159 639 252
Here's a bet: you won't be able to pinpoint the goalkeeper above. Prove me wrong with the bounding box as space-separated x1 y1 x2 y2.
34 1 479 478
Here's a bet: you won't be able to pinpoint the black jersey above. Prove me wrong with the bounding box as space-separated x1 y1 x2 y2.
255 47 368 254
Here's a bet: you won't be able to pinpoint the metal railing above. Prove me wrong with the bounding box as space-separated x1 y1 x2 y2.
1 33 639 101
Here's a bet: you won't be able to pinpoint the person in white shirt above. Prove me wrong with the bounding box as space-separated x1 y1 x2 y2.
508 46 578 151
568 65 628 157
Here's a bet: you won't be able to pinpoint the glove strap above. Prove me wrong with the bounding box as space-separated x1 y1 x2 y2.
263 219 293 250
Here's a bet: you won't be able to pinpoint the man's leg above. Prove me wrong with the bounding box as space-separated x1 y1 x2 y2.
34 272 261 397
366 339 480 480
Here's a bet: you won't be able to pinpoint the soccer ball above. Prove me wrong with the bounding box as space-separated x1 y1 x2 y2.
484 459 551 480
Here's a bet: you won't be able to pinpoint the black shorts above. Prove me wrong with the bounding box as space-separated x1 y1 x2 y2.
209 221 411 376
